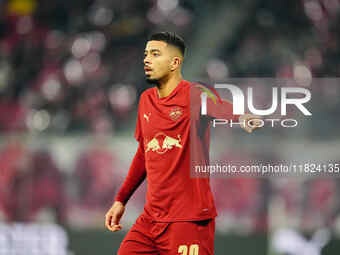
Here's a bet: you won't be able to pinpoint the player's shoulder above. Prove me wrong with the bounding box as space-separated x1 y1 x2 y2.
188 81 212 90
189 81 223 104
139 87 154 100
182 80 201 94
188 81 209 96
143 87 155 95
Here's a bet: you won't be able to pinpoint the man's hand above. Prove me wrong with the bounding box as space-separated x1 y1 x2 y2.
239 114 262 133
105 201 125 232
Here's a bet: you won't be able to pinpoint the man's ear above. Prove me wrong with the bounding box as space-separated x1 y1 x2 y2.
170 57 181 71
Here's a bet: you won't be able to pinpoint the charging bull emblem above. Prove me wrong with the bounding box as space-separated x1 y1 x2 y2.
145 132 182 154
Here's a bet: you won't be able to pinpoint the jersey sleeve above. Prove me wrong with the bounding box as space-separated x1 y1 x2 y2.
191 83 240 121
134 95 143 142
206 97 240 121
115 94 146 205
114 142 146 205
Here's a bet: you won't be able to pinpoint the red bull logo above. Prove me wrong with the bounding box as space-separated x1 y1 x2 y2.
145 132 182 154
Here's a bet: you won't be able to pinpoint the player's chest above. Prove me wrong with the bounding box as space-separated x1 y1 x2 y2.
140 101 189 135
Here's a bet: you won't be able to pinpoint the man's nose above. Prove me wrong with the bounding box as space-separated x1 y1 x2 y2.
144 56 151 65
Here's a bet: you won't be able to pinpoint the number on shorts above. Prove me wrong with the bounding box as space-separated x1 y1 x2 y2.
178 244 199 255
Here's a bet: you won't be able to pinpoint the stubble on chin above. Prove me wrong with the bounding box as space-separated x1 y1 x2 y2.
145 76 160 87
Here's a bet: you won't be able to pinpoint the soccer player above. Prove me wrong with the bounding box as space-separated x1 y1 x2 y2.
105 31 260 254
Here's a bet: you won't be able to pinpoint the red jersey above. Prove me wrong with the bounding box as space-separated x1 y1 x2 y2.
116 80 239 222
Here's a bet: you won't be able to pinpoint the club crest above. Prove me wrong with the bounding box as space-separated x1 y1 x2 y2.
169 107 183 121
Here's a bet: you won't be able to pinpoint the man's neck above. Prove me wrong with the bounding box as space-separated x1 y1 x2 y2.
157 74 183 98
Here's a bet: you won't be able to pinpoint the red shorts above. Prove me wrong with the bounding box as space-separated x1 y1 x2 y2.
118 214 215 255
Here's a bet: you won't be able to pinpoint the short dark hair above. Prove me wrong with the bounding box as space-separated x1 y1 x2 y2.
148 31 186 56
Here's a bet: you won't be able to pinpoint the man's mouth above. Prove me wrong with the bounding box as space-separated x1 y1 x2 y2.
144 66 152 73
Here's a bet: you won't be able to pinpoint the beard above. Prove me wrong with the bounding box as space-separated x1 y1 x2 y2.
145 76 160 87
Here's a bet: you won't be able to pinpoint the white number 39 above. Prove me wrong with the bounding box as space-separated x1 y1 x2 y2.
178 244 199 255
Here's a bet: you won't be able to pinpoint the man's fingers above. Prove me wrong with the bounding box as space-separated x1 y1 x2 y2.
105 215 122 232
108 224 123 232
243 121 252 133
112 224 122 231
111 214 119 227
240 114 262 133
107 213 123 232
248 117 262 126
246 117 262 133
105 202 125 232
105 214 112 229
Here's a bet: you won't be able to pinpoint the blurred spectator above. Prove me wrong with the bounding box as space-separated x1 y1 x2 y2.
29 149 67 225
0 140 66 224
0 138 29 220
0 94 28 132
301 178 337 231
211 152 262 233
0 141 67 224
74 135 122 210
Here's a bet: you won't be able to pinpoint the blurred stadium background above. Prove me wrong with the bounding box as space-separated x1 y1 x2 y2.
0 0 340 254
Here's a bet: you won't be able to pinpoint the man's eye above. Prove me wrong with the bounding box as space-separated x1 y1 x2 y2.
153 53 160 56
